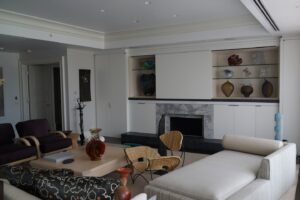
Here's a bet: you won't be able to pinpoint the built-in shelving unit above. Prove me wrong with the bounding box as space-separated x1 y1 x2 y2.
128 55 156 98
212 47 279 100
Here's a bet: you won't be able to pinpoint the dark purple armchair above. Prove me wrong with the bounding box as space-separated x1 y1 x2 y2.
16 119 72 158
0 123 37 165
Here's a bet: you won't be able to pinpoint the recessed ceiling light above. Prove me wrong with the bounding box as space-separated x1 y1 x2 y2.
144 1 151 5
26 49 32 53
172 14 178 18
133 20 140 24
100 9 105 13
0 47 4 51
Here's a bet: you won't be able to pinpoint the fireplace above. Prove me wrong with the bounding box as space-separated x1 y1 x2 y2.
170 116 204 138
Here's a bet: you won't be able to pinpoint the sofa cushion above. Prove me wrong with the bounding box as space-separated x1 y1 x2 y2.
38 135 72 153
0 123 15 145
0 144 37 165
16 119 49 138
149 150 263 200
222 134 283 156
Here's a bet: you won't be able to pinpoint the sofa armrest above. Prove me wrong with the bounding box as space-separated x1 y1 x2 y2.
49 131 67 138
15 138 31 146
257 143 297 200
22 136 41 158
227 179 270 200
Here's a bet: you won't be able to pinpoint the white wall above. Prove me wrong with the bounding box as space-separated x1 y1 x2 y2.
0 52 21 126
66 48 96 138
280 36 300 154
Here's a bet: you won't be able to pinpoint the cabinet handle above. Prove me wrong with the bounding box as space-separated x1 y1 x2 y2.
137 102 146 104
255 105 262 107
228 105 239 107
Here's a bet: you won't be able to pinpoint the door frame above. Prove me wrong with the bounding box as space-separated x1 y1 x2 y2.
19 56 67 130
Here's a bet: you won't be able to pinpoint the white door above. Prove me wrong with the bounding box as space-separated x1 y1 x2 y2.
94 53 127 137
255 105 278 139
28 65 55 129
213 104 235 139
234 105 255 137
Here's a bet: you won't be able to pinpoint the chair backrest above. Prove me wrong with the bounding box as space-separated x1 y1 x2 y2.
159 131 183 151
0 123 15 145
16 119 49 138
124 146 160 162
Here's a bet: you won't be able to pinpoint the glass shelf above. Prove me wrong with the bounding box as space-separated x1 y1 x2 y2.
213 77 279 80
212 64 278 68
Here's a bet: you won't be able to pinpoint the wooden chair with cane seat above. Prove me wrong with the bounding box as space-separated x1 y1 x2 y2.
124 146 181 183
159 131 186 166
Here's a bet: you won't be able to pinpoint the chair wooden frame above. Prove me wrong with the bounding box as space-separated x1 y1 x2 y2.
159 131 186 166
124 146 181 183
22 131 72 158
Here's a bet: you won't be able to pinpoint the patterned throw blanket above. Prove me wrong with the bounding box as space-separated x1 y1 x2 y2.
0 165 120 200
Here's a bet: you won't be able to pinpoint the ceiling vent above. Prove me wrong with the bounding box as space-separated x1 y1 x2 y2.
253 0 280 31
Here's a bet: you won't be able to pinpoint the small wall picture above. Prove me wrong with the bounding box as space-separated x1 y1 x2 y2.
0 67 4 116
79 69 91 102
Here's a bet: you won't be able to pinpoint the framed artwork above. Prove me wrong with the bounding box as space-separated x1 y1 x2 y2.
79 69 91 102
0 67 4 116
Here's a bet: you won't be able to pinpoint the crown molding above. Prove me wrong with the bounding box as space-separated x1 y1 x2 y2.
0 9 105 48
106 15 259 41
126 36 279 56
0 9 272 50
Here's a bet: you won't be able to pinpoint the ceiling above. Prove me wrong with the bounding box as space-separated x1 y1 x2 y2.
0 0 254 33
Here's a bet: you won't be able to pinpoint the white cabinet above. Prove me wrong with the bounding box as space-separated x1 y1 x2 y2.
214 105 234 139
213 104 278 139
129 101 156 134
156 51 212 99
95 53 127 137
255 105 278 139
234 105 255 137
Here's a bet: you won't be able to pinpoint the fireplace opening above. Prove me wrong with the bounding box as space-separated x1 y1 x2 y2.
170 116 204 137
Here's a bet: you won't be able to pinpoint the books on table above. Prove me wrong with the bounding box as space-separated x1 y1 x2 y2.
43 152 74 163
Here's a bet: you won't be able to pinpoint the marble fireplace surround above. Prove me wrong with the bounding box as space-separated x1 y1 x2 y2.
156 103 213 139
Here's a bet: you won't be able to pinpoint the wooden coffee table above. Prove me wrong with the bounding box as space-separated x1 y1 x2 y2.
30 143 127 177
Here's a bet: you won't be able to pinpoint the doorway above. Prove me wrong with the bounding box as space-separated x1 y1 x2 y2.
25 63 63 130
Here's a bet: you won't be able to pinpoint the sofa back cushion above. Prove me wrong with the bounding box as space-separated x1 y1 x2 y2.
16 119 49 138
0 123 15 145
222 134 283 156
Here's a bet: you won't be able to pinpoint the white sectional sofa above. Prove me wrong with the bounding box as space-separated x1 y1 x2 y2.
145 135 297 200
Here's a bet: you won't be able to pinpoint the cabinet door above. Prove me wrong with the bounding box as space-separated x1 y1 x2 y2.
255 105 278 139
156 51 212 99
95 53 127 137
129 102 156 134
213 105 235 139
234 105 255 137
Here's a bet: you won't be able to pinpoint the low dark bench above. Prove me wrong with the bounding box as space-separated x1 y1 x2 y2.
121 132 223 154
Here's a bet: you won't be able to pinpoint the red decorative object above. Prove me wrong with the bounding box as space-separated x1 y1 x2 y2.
86 129 105 160
228 54 243 66
115 167 132 200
